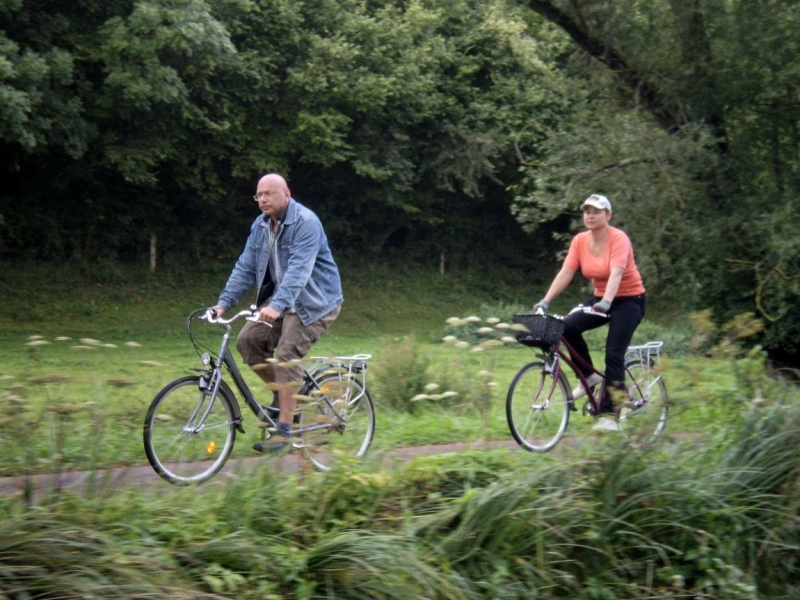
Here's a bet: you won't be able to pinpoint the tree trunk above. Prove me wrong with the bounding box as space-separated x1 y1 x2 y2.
150 233 157 272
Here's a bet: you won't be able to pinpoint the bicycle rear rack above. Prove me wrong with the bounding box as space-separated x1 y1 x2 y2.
625 341 663 368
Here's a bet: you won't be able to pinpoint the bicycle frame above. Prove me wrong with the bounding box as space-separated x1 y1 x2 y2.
541 336 607 413
539 336 658 415
196 317 370 438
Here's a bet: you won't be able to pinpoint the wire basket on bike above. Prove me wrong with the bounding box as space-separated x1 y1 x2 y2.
512 314 565 350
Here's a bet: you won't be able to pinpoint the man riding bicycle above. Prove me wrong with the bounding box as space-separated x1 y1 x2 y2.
211 173 343 453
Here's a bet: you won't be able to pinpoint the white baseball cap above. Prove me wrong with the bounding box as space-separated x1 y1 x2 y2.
580 194 612 211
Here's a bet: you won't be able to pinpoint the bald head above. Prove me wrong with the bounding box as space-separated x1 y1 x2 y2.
255 173 291 222
260 173 288 189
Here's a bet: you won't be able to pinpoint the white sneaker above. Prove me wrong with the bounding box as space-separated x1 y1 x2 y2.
572 373 603 399
592 418 619 432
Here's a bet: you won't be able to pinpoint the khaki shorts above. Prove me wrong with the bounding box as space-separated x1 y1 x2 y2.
236 305 341 384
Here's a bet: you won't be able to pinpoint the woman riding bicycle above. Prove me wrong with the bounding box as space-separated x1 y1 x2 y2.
533 194 646 415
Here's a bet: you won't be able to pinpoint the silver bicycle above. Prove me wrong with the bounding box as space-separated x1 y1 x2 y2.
143 307 375 484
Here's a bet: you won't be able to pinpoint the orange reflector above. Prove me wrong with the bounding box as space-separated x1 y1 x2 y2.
322 386 330 392
206 440 217 454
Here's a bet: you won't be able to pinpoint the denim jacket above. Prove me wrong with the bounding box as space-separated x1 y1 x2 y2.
217 199 343 325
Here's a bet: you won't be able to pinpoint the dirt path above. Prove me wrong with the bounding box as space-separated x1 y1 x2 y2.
0 440 523 500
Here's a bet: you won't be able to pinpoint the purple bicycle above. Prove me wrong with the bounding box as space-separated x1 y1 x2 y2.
507 306 668 451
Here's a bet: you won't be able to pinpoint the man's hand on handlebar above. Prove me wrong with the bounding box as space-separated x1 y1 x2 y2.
202 305 272 327
209 305 226 320
258 305 281 325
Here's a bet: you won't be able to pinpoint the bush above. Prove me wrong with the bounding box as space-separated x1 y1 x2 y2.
370 336 432 414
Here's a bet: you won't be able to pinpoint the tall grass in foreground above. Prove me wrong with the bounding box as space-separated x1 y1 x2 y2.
1 358 798 599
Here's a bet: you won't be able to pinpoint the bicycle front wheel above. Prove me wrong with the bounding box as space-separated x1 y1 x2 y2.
298 372 375 470
617 360 668 446
506 362 570 452
143 376 237 485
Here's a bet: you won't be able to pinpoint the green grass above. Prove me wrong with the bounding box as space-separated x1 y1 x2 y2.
0 259 750 477
1 261 798 599
1 398 798 598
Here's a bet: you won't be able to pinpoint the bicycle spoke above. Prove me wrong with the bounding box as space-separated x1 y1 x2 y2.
507 362 570 452
299 373 374 470
144 377 237 485
617 360 668 446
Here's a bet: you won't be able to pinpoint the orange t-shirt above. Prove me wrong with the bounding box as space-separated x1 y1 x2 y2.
564 227 645 297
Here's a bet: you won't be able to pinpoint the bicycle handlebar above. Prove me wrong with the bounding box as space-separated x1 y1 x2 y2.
201 306 273 327
535 304 610 319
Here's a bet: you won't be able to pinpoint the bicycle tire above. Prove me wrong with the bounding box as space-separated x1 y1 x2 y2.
143 376 238 485
298 372 375 470
616 359 668 446
506 362 571 452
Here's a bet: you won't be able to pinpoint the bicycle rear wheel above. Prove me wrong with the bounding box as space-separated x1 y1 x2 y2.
298 372 375 470
506 362 571 452
143 376 237 485
617 359 668 446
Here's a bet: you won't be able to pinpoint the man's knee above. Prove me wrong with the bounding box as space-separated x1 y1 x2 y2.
236 322 274 365
235 329 258 361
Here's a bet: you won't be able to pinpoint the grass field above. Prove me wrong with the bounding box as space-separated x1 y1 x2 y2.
2 261 798 600
0 259 743 477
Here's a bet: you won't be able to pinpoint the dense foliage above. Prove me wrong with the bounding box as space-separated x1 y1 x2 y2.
512 0 800 358
0 0 573 267
1 0 798 357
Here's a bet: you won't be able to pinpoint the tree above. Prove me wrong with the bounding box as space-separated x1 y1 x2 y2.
511 0 800 357
1 0 578 268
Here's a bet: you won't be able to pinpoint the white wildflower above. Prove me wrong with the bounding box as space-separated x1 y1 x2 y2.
495 323 511 329
455 341 470 349
442 335 458 344
124 341 142 347
477 327 494 334
485 317 500 324
424 383 440 391
26 340 50 346
465 316 481 322
480 339 503 348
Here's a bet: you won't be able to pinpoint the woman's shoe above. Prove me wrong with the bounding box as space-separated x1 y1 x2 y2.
572 373 603 399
